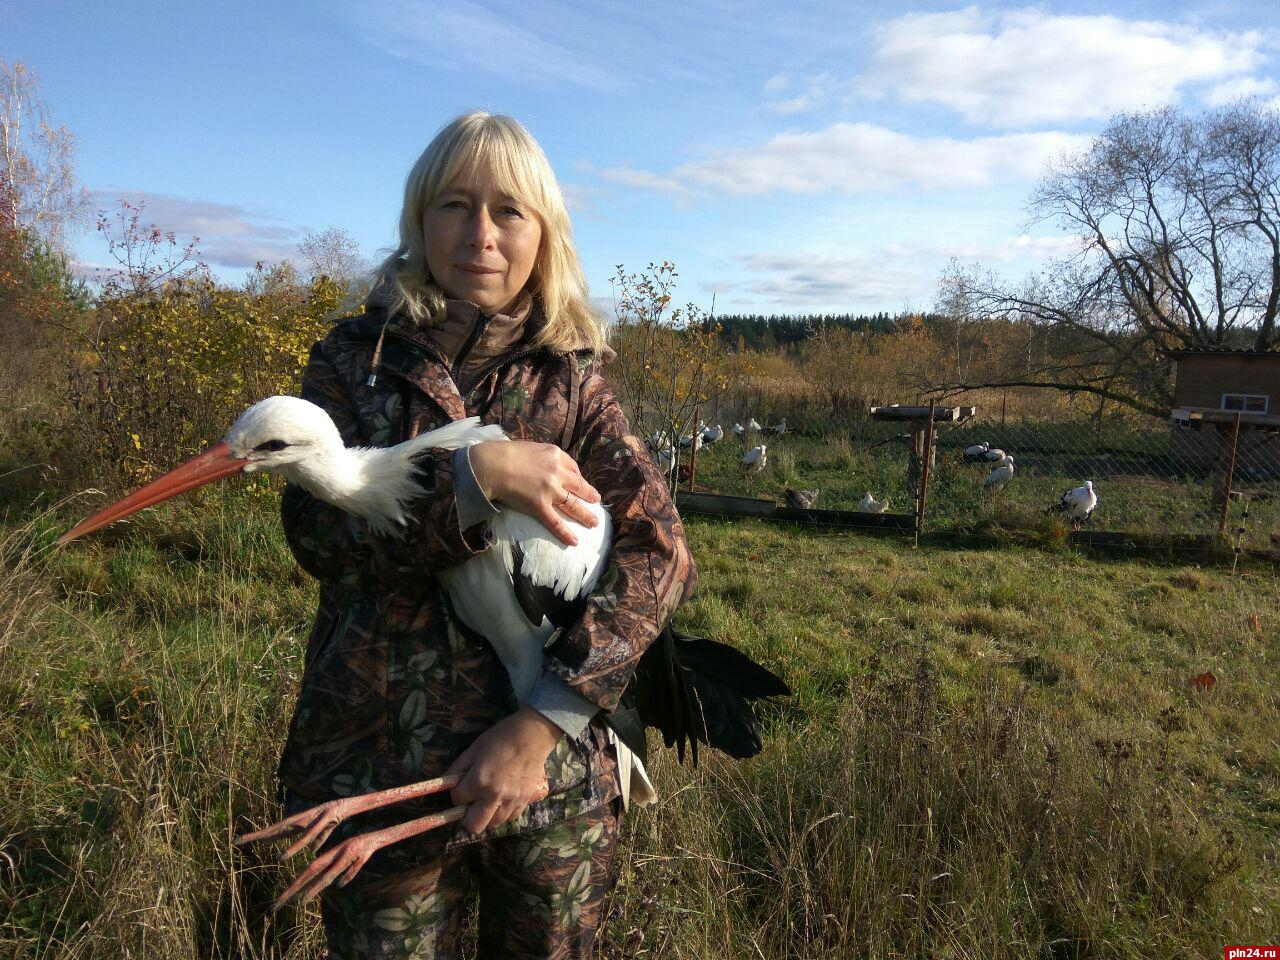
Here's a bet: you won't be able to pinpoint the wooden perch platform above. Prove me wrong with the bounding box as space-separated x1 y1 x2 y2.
1171 407 1280 431
675 491 916 532
870 405 977 423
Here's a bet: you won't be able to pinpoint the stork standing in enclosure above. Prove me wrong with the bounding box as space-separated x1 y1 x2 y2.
984 454 1016 494
1047 480 1098 529
60 112 787 958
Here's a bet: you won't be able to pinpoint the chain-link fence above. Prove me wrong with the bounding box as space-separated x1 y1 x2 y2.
636 385 1279 555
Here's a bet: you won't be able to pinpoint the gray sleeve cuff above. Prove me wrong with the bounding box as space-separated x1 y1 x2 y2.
452 446 500 531
527 672 600 739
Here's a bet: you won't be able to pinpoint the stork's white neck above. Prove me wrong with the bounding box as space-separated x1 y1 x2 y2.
284 445 376 512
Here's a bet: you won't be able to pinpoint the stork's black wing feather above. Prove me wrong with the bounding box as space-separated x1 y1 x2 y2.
616 625 790 766
510 542 587 629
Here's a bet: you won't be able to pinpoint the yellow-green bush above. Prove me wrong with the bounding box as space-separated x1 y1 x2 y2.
54 273 352 494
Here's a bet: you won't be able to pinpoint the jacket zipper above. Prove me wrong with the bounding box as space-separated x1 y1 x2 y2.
463 347 542 404
450 310 491 389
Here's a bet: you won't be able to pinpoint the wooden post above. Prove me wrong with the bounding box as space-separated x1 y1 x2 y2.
907 417 921 497
1216 411 1242 536
906 412 937 499
916 400 937 544
687 404 700 492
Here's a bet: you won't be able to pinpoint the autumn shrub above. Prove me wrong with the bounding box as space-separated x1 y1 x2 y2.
609 261 757 478
52 271 347 495
0 220 91 499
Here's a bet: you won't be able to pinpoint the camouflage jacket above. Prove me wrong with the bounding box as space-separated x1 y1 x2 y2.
277 298 698 845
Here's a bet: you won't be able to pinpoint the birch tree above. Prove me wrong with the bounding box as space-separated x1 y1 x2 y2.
1 60 89 245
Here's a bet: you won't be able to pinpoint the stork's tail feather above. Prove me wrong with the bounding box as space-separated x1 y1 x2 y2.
626 625 790 767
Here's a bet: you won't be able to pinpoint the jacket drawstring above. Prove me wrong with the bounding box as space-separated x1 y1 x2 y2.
365 316 391 388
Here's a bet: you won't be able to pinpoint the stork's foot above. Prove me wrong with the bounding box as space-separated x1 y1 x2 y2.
235 773 464 861
272 804 469 909
238 772 551 909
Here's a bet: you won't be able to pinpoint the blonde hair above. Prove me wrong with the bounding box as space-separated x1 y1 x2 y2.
368 111 604 356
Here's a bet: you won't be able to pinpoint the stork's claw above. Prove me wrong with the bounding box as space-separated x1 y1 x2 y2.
235 773 464 860
271 804 469 909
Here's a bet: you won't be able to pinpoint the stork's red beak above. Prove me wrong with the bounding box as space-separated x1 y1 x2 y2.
58 442 248 545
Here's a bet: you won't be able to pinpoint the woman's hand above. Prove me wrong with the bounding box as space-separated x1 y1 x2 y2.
469 440 601 546
446 706 562 834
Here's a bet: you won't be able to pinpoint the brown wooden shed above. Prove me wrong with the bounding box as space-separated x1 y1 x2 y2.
1168 348 1280 486
1170 349 1280 414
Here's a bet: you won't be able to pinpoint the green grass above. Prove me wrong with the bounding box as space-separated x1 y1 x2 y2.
2 489 1279 958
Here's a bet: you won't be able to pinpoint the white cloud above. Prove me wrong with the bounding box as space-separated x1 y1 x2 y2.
763 72 842 115
859 8 1275 126
90 190 303 269
894 233 1086 264
763 72 792 96
1203 75 1280 107
68 258 114 283
597 123 1091 196
736 251 927 307
597 166 686 193
729 233 1081 308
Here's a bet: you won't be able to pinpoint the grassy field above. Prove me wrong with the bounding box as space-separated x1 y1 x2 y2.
681 428 1280 553
2 486 1279 958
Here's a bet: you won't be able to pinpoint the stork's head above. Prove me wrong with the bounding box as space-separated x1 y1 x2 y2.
58 395 340 545
223 396 343 476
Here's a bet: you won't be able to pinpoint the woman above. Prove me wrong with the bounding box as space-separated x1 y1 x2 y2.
278 111 697 958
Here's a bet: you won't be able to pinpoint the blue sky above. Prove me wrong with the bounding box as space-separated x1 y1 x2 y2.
5 0 1278 315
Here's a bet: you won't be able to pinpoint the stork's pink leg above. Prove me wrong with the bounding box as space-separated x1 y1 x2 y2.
240 774 550 909
272 803 470 910
235 773 463 860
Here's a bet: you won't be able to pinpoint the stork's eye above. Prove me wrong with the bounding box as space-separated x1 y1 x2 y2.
253 439 290 453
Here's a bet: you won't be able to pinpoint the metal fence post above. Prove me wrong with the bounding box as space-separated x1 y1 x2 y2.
1217 411 1242 536
916 400 936 545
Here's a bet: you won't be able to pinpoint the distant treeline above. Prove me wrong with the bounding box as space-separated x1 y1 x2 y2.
700 312 941 351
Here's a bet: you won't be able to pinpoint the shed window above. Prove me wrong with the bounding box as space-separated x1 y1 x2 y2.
1221 393 1269 413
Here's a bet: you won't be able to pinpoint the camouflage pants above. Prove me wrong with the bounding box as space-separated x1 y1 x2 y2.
285 793 620 960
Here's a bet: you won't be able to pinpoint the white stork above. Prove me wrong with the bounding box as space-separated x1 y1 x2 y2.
983 455 1015 493
1047 479 1097 529
701 423 724 445
858 491 891 513
746 417 762 433
678 431 702 452
982 447 1007 463
731 422 745 439
771 418 787 436
741 443 767 474
962 442 990 463
60 395 788 905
